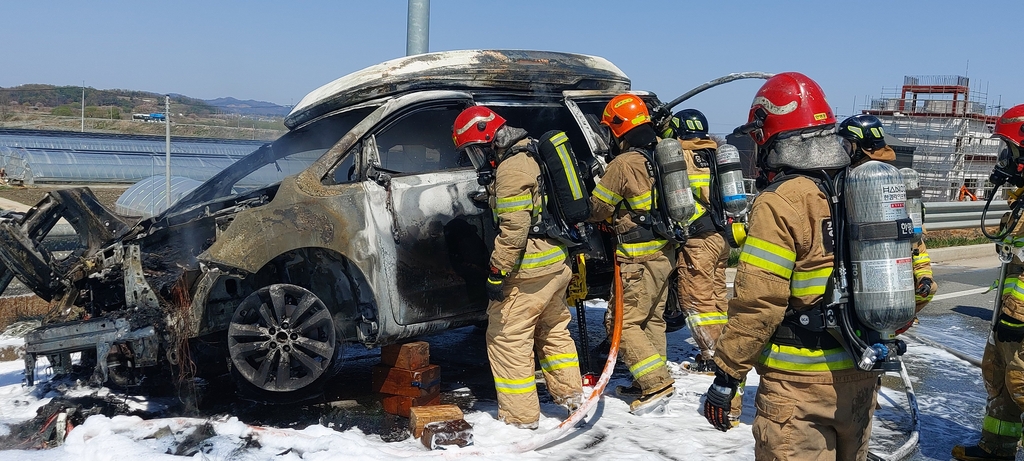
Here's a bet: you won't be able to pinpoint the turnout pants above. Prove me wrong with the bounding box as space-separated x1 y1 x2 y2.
676 231 729 359
605 250 674 394
486 265 583 426
979 327 1024 457
752 374 879 461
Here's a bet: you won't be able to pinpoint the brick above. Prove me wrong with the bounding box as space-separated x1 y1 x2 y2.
371 364 441 397
409 404 464 438
420 418 473 449
380 341 430 370
381 391 440 418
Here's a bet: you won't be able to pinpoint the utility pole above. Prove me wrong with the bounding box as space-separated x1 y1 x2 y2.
165 95 171 209
81 83 85 132
407 0 429 56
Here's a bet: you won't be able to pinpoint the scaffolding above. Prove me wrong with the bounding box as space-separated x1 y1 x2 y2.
864 75 1005 201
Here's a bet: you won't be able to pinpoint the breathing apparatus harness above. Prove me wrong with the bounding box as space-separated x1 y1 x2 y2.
611 147 688 245
766 168 910 372
982 153 1024 240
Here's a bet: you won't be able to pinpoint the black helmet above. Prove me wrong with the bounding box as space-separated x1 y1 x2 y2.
838 114 887 154
662 109 710 139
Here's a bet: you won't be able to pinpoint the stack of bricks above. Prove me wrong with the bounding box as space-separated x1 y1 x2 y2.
373 341 441 417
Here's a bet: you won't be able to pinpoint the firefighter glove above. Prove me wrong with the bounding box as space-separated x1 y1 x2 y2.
915 277 933 297
703 368 739 432
486 267 507 302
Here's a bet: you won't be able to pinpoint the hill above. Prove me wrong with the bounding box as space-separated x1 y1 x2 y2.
0 84 288 140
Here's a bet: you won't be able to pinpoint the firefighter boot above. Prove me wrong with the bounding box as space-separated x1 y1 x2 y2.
629 383 675 415
951 444 1014 461
615 382 642 397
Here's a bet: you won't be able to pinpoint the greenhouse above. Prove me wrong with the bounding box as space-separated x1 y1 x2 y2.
0 129 265 185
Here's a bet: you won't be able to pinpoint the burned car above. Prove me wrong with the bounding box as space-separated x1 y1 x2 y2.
0 50 658 401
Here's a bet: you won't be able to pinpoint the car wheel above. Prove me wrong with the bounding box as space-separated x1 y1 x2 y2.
227 283 341 400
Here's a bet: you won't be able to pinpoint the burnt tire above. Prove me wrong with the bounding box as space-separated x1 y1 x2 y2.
664 271 686 334
228 283 343 402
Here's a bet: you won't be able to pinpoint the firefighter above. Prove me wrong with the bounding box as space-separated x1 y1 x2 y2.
660 109 730 373
703 72 881 460
952 103 1024 461
452 105 583 429
587 94 676 414
838 114 937 318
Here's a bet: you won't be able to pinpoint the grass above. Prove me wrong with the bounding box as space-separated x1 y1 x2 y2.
0 295 50 333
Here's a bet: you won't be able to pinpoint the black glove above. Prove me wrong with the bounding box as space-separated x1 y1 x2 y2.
703 368 740 432
915 277 933 297
486 267 507 302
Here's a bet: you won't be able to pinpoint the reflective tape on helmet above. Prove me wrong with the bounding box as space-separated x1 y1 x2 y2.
629 353 666 379
515 245 568 270
496 193 533 214
790 267 833 297
539 352 580 373
494 375 537 395
593 183 623 206
759 343 855 371
616 239 669 258
686 312 728 330
739 236 796 279
983 415 1023 438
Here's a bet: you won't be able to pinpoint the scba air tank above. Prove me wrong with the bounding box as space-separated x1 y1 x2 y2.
899 167 924 241
654 139 696 224
845 161 916 336
716 144 748 219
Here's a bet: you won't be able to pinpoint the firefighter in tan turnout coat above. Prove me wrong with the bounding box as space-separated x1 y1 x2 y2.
588 94 676 414
452 106 583 429
952 103 1024 461
704 72 882 460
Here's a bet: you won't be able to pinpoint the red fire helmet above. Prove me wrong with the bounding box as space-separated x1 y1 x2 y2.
747 72 835 146
994 104 1024 148
452 106 506 149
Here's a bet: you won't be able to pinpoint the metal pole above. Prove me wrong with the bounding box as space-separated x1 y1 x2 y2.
165 95 171 209
406 0 429 56
81 84 85 132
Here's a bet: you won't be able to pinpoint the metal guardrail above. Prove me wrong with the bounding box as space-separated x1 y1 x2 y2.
923 201 1008 231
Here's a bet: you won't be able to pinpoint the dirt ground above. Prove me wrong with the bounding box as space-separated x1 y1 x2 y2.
0 184 128 211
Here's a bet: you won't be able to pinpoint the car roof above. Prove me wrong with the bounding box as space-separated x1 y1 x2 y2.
285 49 631 130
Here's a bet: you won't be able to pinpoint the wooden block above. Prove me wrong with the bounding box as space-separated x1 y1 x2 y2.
420 418 473 449
409 404 464 438
381 391 440 418
380 341 430 370
371 364 441 397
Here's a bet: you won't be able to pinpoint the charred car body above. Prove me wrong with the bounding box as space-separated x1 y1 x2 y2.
0 50 660 401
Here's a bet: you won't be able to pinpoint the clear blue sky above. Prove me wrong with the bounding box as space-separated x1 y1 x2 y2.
2 0 1020 134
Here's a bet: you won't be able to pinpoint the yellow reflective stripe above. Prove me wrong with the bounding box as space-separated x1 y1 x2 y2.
496 193 533 214
515 245 567 270
550 134 584 201
494 375 537 394
539 353 579 373
1001 318 1024 328
625 191 653 211
1013 278 1024 302
739 237 796 279
759 343 855 371
616 239 668 258
790 267 833 297
913 253 931 265
688 201 706 223
631 113 650 126
913 269 933 278
629 354 665 379
686 312 728 330
688 173 711 188
1003 278 1016 297
984 415 1023 437
594 183 622 206
915 294 933 303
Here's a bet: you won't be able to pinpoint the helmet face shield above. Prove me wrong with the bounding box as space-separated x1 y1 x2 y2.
462 144 494 171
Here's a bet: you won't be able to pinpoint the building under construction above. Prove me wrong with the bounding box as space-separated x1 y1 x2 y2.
864 75 1005 201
